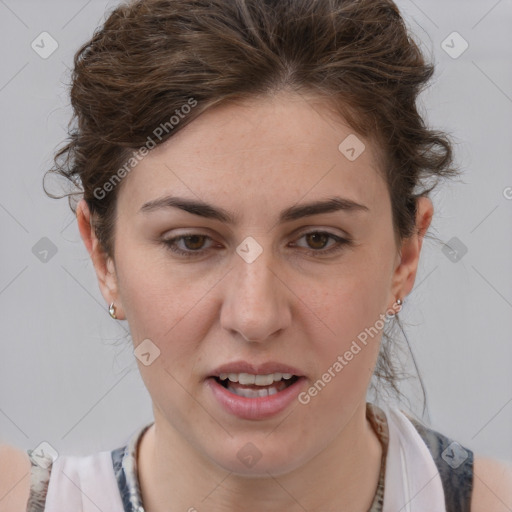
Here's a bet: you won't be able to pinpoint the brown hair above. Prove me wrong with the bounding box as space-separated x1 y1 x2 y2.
44 0 461 411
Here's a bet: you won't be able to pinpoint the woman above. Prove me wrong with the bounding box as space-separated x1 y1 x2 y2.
1 0 511 510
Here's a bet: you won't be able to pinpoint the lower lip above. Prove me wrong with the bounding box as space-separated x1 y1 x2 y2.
206 377 307 420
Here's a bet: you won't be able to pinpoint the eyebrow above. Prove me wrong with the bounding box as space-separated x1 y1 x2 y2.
139 195 369 224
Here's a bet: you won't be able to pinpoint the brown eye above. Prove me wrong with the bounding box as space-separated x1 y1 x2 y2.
162 233 214 257
182 235 207 250
305 232 330 250
292 231 351 257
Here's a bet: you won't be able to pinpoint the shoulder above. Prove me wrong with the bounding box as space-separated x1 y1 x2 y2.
0 443 31 512
471 456 512 512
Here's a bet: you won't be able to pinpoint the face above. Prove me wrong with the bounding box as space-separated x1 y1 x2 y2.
79 91 431 477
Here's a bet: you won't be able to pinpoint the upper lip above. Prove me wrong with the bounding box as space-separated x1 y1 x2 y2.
209 361 305 378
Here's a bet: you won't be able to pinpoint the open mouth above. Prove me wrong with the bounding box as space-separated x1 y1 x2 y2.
213 375 300 398
207 371 306 419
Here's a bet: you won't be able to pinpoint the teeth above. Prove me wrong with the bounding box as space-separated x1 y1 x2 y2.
254 374 273 386
228 385 281 398
238 373 256 385
218 372 294 385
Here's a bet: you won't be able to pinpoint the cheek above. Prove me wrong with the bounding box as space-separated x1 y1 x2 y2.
298 286 384 416
312 287 383 380
114 235 204 337
307 256 391 340
299 254 390 390
113 241 224 396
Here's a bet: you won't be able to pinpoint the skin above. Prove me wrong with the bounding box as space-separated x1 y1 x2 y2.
76 91 433 511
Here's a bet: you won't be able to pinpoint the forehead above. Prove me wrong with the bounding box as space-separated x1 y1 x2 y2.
118 93 388 219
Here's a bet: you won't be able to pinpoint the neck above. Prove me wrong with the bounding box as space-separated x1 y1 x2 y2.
137 400 382 512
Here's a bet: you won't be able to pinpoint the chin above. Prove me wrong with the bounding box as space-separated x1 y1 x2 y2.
205 440 308 478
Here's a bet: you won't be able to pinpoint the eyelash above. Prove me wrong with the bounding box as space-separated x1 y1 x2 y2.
161 231 351 258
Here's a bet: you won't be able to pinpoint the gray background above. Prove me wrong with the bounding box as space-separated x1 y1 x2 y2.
0 0 511 462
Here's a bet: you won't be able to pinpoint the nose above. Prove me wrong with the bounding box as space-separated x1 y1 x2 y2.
220 245 292 343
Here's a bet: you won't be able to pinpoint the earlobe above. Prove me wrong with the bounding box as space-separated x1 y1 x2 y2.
76 199 124 319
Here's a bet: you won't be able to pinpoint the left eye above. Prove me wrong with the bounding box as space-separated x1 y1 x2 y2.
293 231 342 252
162 231 350 257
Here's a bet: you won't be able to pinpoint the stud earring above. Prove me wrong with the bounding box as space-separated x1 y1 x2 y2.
385 298 403 321
109 302 117 319
393 298 403 315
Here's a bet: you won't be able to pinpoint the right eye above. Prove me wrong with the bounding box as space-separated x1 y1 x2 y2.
162 233 215 257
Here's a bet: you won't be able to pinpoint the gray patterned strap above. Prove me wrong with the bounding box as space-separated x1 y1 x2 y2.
406 415 474 512
25 448 53 512
111 423 153 512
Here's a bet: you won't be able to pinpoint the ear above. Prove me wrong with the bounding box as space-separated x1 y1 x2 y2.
76 199 125 320
389 196 434 304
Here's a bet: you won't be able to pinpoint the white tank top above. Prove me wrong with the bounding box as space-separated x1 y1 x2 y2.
26 403 473 511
